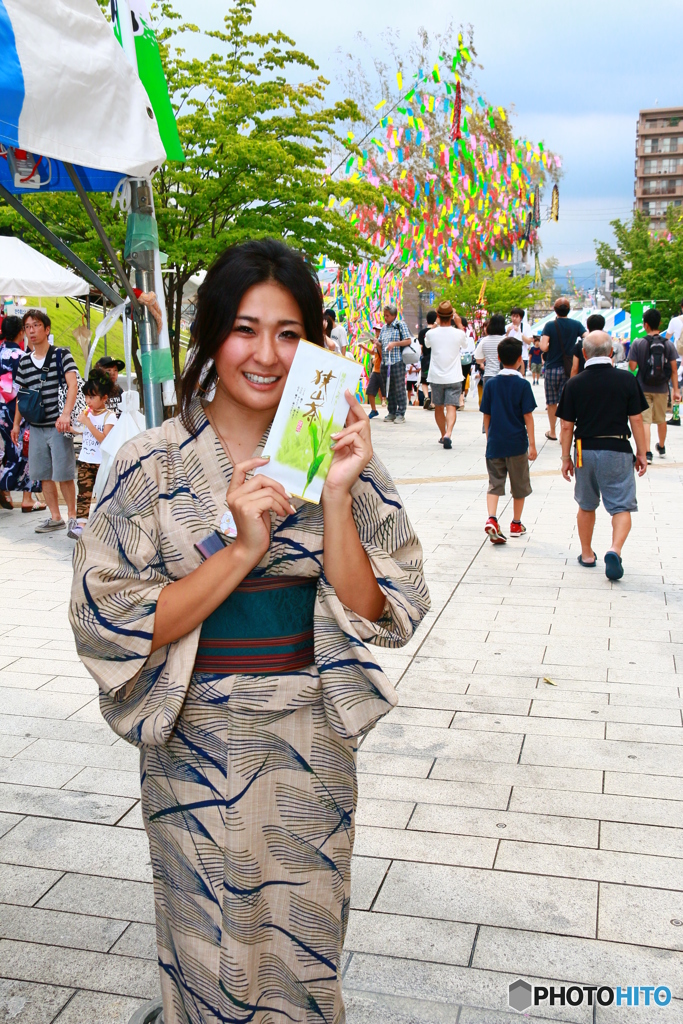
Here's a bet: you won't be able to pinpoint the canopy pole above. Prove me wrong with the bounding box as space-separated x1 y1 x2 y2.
63 163 142 317
0 183 123 307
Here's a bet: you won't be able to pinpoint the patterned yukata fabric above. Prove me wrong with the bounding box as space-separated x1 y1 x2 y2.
70 398 429 1024
0 341 40 493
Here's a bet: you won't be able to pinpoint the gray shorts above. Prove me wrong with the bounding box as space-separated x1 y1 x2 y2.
28 425 76 483
487 453 532 498
574 448 637 515
430 382 462 407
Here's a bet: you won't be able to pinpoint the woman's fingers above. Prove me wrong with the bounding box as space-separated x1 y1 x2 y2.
229 456 270 490
234 486 295 518
230 472 289 500
343 390 368 424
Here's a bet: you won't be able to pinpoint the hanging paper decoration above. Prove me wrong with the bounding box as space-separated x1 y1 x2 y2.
550 184 559 222
533 185 541 228
534 249 542 284
450 80 462 142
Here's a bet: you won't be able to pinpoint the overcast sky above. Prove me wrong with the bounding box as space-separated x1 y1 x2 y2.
176 0 681 267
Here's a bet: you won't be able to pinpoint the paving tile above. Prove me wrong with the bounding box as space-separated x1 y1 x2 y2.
373 861 598 937
362 722 523 763
605 721 683 744
0 735 35 757
110 922 157 960
47 990 146 1024
0 978 73 1024
385 706 454 728
473 925 683 996
345 910 476 965
510 786 683 828
14 738 139 771
397 690 533 716
359 772 511 810
0 783 136 825
598 882 683 951
355 825 496 868
116 802 145 830
357 752 433 779
600 821 683 860
0 938 158 998
531 700 682 726
496 840 683 891
430 758 603 793
0 812 21 839
63 767 141 799
0 714 115 746
521 734 683 776
37 873 155 923
450 711 605 739
0 863 62 907
0 756 80 790
356 798 415 829
349 856 390 910
410 802 598 848
0 817 152 882
0 903 128 952
603 771 683 801
344 953 590 1023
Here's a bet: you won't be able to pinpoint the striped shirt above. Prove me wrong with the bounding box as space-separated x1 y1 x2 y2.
379 317 411 366
15 346 77 426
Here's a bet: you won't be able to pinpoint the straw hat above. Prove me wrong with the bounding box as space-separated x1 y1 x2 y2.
437 300 454 317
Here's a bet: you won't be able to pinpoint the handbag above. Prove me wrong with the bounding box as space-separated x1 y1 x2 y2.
402 336 421 365
55 348 87 434
555 317 574 377
16 345 56 425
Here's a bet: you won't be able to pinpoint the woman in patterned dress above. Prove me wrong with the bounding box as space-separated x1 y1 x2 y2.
0 316 44 511
70 240 429 1024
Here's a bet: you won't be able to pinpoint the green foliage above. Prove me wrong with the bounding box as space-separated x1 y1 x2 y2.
436 269 545 331
0 0 382 390
595 210 683 321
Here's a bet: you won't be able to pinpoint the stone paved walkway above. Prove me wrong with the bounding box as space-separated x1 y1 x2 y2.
1 396 682 1023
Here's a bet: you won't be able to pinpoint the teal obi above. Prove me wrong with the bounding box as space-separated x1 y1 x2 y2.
193 575 317 676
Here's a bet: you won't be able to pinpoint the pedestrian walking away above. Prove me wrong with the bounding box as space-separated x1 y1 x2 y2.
540 297 586 440
379 302 412 422
418 309 437 409
424 299 469 449
459 316 475 406
72 370 117 538
69 239 429 1024
529 338 543 385
571 314 605 376
558 330 649 580
628 307 680 462
474 314 508 401
11 309 79 536
481 336 537 544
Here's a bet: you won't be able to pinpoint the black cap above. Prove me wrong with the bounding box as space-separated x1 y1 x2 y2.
96 356 125 371
323 308 337 320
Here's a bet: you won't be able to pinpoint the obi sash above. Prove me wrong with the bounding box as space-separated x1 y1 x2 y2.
194 575 317 676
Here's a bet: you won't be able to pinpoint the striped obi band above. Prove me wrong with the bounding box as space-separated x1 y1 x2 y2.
194 575 317 676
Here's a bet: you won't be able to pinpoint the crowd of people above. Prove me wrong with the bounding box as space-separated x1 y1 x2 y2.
0 308 125 539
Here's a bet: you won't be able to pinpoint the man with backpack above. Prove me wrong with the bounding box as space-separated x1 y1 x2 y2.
11 310 79 535
378 303 412 424
539 297 586 441
628 308 680 462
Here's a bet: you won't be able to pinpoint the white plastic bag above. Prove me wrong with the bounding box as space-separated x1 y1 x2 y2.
93 389 147 504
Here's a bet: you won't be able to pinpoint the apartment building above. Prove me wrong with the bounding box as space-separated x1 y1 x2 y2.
634 106 683 232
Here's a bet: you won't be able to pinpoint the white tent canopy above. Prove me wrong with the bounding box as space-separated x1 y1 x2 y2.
0 237 88 297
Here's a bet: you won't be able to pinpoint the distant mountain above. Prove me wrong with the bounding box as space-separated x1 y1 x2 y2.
554 260 600 291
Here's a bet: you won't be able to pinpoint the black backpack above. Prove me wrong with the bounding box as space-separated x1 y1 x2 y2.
642 334 671 388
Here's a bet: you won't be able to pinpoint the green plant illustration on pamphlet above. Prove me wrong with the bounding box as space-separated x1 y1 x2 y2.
275 407 341 496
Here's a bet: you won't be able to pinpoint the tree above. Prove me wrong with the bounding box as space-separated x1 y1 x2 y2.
437 268 544 336
596 208 683 322
0 0 384 389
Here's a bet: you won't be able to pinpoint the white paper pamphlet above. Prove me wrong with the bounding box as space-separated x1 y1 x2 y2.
254 340 363 503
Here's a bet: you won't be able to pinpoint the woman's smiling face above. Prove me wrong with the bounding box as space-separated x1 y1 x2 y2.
213 281 306 412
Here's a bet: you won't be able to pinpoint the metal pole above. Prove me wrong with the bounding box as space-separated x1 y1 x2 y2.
0 183 123 307
127 179 163 427
103 296 107 357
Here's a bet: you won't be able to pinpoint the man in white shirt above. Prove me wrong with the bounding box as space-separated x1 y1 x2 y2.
424 299 468 450
507 306 534 375
665 299 683 353
324 309 347 355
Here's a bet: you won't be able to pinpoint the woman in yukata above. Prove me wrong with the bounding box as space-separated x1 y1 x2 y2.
0 315 44 511
70 239 429 1024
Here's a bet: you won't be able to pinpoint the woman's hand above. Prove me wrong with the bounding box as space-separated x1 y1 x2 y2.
227 457 296 567
323 391 373 502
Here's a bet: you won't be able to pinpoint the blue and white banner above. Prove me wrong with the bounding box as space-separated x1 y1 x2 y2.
0 0 166 186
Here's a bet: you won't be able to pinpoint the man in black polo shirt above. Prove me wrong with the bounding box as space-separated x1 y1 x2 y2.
557 331 648 581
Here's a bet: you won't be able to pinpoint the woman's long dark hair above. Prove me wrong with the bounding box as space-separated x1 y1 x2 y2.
486 314 506 336
180 239 324 427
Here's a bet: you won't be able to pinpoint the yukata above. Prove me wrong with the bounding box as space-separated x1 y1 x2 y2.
0 341 40 493
70 398 429 1024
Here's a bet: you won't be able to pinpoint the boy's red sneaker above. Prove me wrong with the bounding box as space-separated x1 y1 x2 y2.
509 521 527 537
485 517 507 544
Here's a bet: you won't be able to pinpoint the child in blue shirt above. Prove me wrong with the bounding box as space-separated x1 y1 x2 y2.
480 337 537 543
